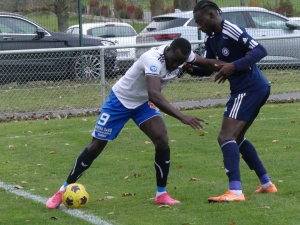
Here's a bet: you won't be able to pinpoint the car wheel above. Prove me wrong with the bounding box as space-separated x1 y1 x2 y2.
74 54 102 80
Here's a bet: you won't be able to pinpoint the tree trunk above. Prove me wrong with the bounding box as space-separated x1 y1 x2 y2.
150 0 164 17
174 0 196 11
52 0 69 32
240 0 245 6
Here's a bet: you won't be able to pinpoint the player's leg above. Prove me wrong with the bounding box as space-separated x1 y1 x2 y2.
134 102 180 204
236 87 277 193
46 91 130 209
208 116 247 202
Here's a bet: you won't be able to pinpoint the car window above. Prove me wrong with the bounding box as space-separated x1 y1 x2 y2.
221 12 248 28
65 28 74 34
187 12 248 28
88 25 136 37
0 17 37 34
142 17 189 32
70 27 79 34
248 11 288 29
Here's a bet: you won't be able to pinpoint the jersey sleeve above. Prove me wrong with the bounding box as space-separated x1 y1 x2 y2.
232 25 267 71
142 55 162 77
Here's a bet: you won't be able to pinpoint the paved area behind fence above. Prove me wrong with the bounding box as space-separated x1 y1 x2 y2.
1 92 300 122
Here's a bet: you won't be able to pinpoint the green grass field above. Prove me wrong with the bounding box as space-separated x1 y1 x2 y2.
1 102 300 225
1 69 299 114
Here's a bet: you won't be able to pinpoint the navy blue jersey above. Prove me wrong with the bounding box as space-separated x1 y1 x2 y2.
204 20 270 93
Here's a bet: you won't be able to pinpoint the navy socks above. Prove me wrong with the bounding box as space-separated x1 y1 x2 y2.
221 140 242 190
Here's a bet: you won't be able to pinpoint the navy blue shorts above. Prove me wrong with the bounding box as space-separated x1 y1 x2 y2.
224 86 270 122
92 91 162 140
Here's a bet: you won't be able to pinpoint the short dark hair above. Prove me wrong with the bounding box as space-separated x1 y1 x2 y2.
170 38 191 56
193 0 221 14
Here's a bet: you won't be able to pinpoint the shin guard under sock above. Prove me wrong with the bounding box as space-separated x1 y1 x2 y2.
221 140 241 190
154 147 170 188
66 148 97 184
239 138 270 184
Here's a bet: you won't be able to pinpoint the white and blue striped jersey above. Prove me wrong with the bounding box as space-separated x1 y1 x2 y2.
112 44 196 109
204 19 270 93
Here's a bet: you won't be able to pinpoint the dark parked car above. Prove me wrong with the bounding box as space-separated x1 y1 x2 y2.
0 12 118 84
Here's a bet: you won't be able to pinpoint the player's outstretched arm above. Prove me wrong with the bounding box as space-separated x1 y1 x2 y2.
146 76 206 130
192 54 225 71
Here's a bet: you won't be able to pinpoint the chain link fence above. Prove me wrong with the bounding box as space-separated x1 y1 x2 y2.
0 38 300 119
1 1 300 120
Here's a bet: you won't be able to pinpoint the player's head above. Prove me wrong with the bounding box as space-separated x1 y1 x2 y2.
193 0 222 35
164 38 191 71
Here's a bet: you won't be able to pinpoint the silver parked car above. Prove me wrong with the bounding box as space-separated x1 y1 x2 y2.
136 7 300 69
65 22 137 74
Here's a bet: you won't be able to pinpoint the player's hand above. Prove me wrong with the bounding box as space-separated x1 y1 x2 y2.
182 63 194 73
180 115 206 130
213 63 236 83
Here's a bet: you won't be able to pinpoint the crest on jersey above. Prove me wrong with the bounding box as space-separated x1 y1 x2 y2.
243 38 248 44
150 65 158 72
222 47 230 56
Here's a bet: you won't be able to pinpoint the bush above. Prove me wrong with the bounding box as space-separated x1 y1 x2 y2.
118 9 127 19
275 0 293 17
248 0 260 7
89 0 99 8
114 0 126 12
134 6 144 20
126 4 135 19
99 5 110 17
165 5 175 13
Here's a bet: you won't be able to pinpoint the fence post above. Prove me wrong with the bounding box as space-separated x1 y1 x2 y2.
100 47 106 107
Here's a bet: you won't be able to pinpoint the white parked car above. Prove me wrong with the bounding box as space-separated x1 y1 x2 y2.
65 22 137 73
289 17 300 25
136 7 300 70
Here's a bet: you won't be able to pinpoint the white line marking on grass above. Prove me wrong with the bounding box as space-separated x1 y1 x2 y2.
0 181 112 225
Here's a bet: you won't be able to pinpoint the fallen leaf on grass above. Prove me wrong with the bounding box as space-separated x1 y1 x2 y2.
50 216 58 220
122 193 136 197
49 151 56 154
272 140 279 143
14 185 23 189
7 145 14 148
158 205 171 208
189 178 200 181
134 173 142 178
145 141 152 144
104 196 114 200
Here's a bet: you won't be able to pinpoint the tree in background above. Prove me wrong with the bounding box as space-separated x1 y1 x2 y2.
0 0 70 32
173 0 195 11
150 0 165 17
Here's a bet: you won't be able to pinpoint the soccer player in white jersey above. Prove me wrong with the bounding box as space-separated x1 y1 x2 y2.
190 0 277 202
46 38 221 208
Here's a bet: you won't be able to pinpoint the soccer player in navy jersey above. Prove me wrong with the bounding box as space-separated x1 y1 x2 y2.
188 0 278 202
45 38 223 209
